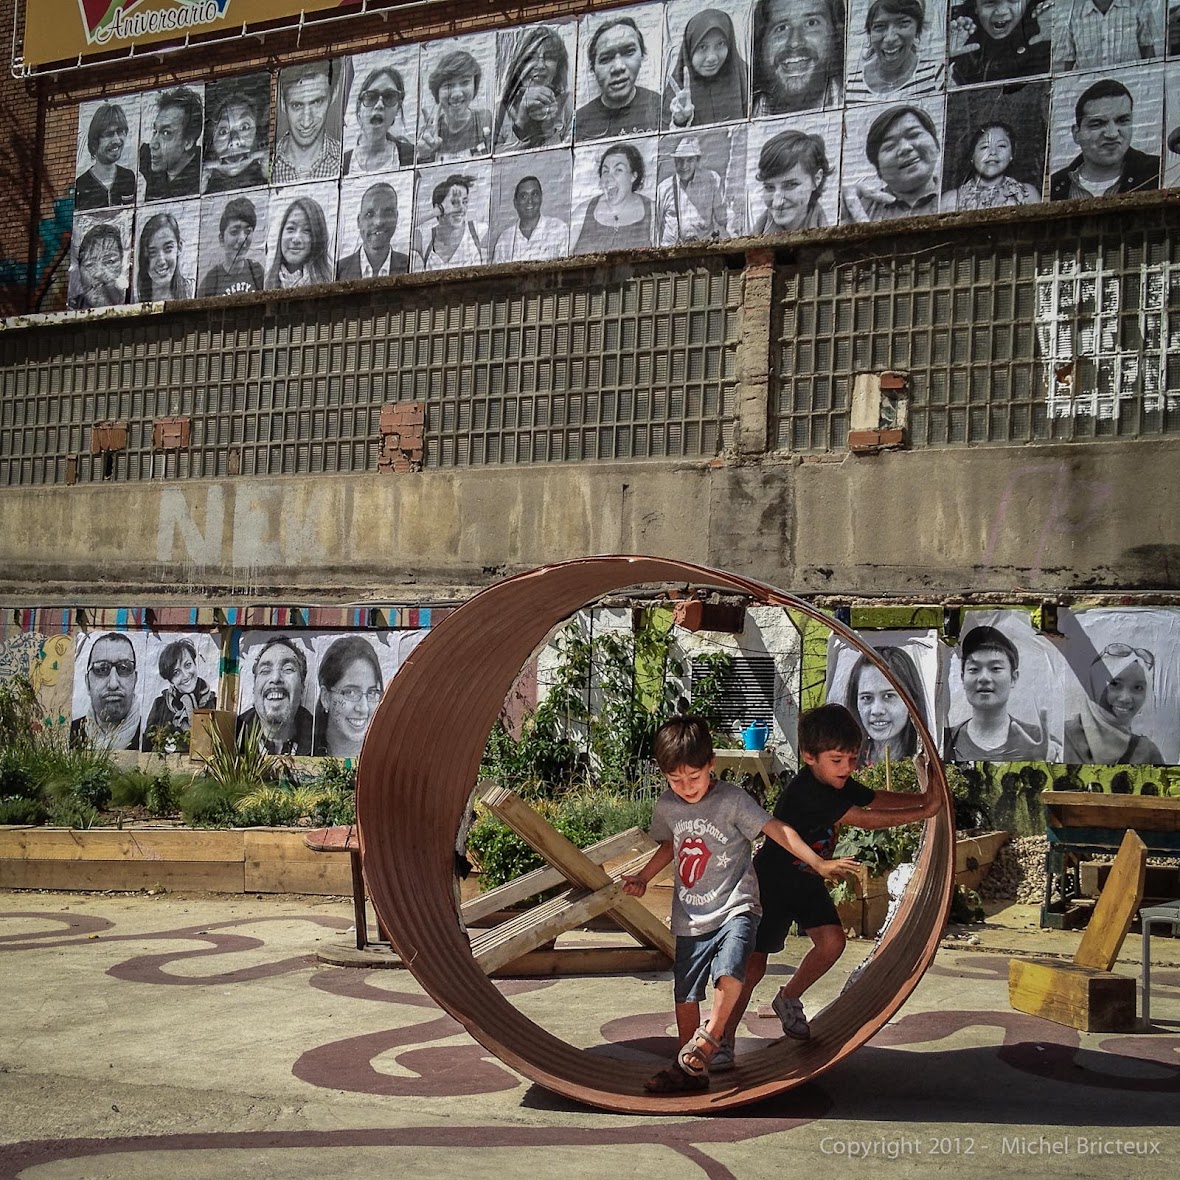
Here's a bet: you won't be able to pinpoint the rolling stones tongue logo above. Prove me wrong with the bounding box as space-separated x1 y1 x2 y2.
678 838 712 888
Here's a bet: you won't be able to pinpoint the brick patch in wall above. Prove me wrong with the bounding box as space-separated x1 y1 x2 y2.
378 401 424 474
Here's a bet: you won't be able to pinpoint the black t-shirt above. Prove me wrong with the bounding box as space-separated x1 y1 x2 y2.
754 764 874 878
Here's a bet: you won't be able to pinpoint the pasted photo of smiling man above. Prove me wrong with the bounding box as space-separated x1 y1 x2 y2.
944 617 1062 762
272 59 344 184
751 0 846 115
336 173 414 279
237 634 316 755
74 96 140 210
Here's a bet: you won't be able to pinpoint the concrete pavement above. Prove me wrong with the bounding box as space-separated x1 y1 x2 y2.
0 890 1177 1179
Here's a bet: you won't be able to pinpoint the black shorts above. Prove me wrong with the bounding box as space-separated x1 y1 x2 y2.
753 863 840 954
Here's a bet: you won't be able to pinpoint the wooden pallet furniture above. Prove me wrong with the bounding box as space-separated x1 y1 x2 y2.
306 807 672 975
1010 828 1146 1032
1040 791 1180 928
471 780 674 976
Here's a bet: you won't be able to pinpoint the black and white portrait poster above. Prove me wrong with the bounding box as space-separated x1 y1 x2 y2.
236 632 317 756
138 84 205 204
264 181 340 290
201 74 271 196
197 188 268 298
662 0 752 130
1052 0 1166 71
409 161 493 271
947 0 1052 88
944 610 1064 763
750 0 848 117
489 149 572 263
1048 65 1164 201
1164 59 1180 189
570 135 659 254
343 46 421 175
840 95 945 223
74 94 141 212
575 3 666 140
140 632 219 751
131 198 200 303
336 172 416 280
845 0 947 104
825 629 942 767
655 126 745 244
71 631 145 751
1171 0 1180 54
272 59 345 186
941 81 1048 212
310 631 425 758
745 112 842 233
67 208 133 312
1057 607 1180 765
416 31 498 164
494 20 579 152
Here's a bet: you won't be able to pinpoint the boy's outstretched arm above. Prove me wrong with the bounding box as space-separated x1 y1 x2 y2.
847 749 942 828
762 819 860 882
621 840 673 897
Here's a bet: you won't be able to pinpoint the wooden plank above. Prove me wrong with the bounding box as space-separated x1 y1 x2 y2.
472 882 623 975
304 826 359 853
1074 829 1147 971
461 827 654 925
0 859 245 893
712 750 774 794
479 782 675 958
1042 792 1180 833
491 946 671 977
1008 957 1136 1032
243 831 353 894
0 828 244 863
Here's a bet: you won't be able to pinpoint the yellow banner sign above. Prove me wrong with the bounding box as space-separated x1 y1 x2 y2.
23 0 346 68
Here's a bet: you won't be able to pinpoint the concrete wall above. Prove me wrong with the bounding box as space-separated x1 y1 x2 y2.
2 436 1175 604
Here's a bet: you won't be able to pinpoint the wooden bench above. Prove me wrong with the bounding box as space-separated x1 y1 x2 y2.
1010 829 1146 1032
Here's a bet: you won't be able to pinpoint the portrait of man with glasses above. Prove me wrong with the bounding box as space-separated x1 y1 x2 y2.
71 632 142 750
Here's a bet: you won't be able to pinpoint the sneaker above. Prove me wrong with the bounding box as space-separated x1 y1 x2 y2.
771 991 811 1040
711 1036 735 1072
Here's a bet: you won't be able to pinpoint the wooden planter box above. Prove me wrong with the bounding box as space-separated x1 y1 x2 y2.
0 826 352 895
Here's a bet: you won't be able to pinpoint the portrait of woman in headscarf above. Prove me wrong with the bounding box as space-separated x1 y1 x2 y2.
663 9 749 130
1063 643 1163 764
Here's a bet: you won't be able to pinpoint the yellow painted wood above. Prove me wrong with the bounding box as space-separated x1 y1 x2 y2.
1074 829 1147 971
1008 957 1136 1032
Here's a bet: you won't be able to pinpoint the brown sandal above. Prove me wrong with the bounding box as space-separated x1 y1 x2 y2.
677 1024 722 1077
643 1064 710 1094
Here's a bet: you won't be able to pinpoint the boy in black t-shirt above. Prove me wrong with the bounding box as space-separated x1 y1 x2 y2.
722 703 939 1051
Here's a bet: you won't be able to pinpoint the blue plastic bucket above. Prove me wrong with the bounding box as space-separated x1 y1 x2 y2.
742 721 769 750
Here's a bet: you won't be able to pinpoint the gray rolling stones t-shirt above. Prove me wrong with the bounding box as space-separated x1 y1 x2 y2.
650 779 771 938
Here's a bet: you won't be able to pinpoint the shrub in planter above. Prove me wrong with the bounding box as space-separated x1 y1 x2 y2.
0 796 46 824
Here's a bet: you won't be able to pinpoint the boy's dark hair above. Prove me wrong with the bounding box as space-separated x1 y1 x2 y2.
653 715 714 772
960 625 1018 672
799 703 862 756
220 196 257 235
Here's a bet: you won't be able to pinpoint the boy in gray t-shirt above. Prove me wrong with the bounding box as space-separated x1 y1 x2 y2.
623 716 858 1094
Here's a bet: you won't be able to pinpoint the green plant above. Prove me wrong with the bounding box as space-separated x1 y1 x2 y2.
202 719 290 794
0 797 46 824
467 786 657 889
145 772 178 816
146 724 189 755
109 766 155 808
0 750 39 801
178 775 246 827
0 674 41 751
479 611 735 797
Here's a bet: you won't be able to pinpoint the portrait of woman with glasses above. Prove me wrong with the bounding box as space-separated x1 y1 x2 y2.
344 64 416 174
1064 643 1164 765
314 635 385 758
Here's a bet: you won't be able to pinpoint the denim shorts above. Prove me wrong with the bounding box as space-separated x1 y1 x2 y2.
673 911 758 1004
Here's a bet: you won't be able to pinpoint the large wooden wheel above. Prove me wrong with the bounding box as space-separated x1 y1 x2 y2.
357 557 954 1113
